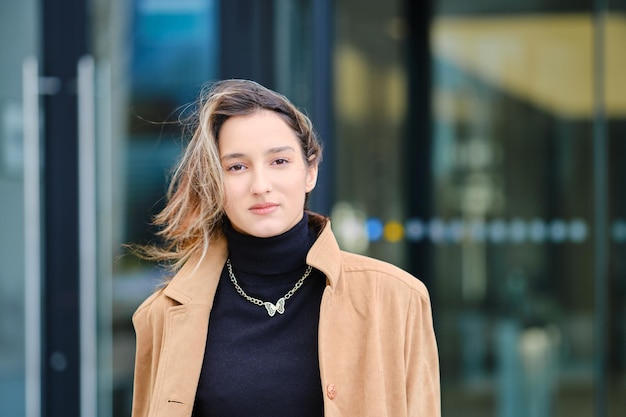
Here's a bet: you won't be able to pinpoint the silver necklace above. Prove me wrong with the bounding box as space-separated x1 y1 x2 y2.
226 259 313 317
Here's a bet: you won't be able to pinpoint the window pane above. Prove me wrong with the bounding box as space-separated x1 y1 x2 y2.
0 1 39 415
333 0 409 265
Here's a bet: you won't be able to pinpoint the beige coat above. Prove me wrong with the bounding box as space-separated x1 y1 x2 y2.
132 220 440 417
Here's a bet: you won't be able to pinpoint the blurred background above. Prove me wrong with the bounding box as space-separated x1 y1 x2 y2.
1 0 625 416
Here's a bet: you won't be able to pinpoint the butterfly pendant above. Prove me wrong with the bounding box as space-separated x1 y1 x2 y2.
264 298 286 317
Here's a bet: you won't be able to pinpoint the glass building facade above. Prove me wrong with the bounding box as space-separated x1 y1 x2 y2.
0 0 624 416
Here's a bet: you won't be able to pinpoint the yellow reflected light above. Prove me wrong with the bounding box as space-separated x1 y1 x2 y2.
384 221 405 243
432 13 626 118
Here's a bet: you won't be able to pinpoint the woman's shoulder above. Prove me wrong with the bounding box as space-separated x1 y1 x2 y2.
338 250 431 299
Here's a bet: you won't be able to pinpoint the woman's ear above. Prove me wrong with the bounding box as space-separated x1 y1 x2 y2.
305 157 319 193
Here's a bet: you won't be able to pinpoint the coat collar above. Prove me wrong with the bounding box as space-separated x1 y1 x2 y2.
163 236 228 306
162 217 344 305
306 219 344 294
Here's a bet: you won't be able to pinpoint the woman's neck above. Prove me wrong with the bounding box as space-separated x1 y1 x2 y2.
224 212 314 276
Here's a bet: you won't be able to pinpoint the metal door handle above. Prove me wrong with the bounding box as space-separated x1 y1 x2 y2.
23 55 42 417
77 54 97 417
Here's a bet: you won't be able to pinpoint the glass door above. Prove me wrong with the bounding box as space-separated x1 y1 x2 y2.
0 1 41 416
430 2 625 416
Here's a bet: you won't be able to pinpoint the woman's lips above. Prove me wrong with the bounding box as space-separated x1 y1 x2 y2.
249 203 279 215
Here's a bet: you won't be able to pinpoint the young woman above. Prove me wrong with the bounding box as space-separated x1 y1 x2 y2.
131 79 440 417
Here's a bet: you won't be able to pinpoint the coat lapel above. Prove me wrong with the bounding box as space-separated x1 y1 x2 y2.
151 237 228 417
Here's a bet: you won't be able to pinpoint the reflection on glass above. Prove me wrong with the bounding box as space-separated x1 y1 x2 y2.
333 0 408 266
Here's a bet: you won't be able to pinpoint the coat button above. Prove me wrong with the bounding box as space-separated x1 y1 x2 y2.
326 383 337 400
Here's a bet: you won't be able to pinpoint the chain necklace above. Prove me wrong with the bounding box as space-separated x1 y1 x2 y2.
226 259 313 317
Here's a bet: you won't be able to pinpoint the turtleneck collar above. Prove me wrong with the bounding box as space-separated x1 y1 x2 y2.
224 212 315 276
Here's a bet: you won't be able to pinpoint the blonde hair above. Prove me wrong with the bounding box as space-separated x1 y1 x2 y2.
138 79 323 270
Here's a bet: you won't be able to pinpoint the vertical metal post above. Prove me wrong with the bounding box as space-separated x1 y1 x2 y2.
42 0 86 413
593 1 608 416
310 0 335 216
219 0 275 87
405 0 434 291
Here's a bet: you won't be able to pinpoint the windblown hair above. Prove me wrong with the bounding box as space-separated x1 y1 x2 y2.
137 79 323 270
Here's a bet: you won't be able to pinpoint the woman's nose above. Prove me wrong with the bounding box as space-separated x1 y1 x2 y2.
249 168 272 194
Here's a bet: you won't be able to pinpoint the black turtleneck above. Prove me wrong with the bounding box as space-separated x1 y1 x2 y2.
192 213 326 417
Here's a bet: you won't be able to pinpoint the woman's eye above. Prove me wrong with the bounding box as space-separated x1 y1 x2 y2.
272 158 289 165
227 163 246 172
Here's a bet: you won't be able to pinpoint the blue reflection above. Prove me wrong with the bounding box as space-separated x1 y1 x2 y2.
131 0 219 104
365 218 384 242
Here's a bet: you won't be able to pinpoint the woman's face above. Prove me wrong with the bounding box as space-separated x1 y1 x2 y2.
218 110 318 238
